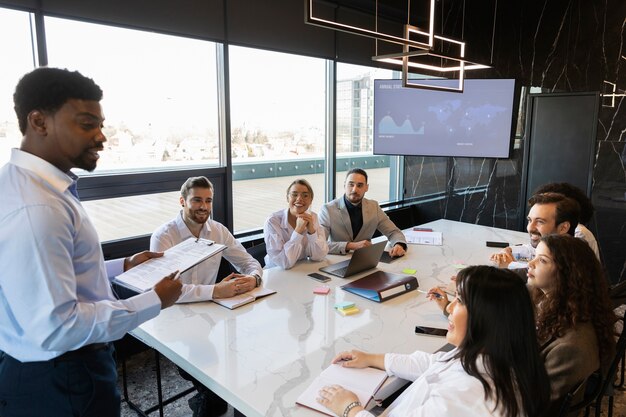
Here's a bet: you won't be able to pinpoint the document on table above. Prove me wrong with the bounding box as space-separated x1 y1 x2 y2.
113 237 226 293
404 230 443 245
296 363 387 416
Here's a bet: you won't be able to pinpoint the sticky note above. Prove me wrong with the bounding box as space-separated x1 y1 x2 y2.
402 268 417 275
314 286 330 295
338 306 359 316
452 264 466 269
334 301 355 310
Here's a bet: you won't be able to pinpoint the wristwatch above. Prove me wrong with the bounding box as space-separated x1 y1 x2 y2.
253 274 263 287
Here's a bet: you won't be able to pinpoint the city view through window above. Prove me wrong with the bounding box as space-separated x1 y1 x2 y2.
0 9 399 240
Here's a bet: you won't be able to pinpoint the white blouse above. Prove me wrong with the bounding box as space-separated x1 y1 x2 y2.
263 208 328 269
355 349 506 417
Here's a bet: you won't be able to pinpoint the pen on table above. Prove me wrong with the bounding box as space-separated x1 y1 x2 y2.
413 227 433 232
417 289 443 299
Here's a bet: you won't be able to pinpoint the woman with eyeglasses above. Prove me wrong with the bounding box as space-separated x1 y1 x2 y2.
316 266 551 417
263 178 328 269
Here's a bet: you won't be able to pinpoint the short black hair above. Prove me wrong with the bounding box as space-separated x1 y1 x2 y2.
534 182 594 224
13 67 103 134
345 168 368 183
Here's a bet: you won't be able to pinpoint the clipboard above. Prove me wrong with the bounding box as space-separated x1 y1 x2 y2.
113 237 226 292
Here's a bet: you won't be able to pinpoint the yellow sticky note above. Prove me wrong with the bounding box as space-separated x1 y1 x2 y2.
402 268 417 275
338 306 360 316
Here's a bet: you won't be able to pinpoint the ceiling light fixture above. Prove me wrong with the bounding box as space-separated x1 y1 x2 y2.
304 0 491 92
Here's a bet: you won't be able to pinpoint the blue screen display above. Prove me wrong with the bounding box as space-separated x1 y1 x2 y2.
373 79 517 158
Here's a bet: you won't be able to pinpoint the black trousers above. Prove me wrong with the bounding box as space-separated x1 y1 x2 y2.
0 344 120 417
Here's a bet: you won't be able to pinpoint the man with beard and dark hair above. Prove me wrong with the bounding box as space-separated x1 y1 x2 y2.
319 168 407 256
490 192 580 269
0 67 182 417
534 182 600 259
150 175 262 417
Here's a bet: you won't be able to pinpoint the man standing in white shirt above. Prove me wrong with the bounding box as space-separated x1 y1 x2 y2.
150 175 262 416
0 67 182 417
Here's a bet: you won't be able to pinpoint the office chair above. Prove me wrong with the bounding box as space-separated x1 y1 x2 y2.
590 314 626 417
246 242 267 268
556 370 601 417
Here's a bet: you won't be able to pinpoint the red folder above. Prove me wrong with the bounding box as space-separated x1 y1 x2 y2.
341 271 418 302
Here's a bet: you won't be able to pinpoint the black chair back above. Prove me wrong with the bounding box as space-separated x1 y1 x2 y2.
246 242 267 268
592 314 626 417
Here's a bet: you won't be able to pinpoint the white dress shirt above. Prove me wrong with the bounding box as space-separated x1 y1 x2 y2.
355 349 506 417
0 149 161 362
150 212 262 303
263 208 328 269
575 224 600 260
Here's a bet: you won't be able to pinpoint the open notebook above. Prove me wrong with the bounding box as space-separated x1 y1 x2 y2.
213 286 276 309
296 363 387 416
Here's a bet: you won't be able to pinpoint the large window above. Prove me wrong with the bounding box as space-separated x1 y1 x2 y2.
2 8 408 244
0 8 36 165
42 17 222 242
45 17 220 173
335 63 396 203
229 46 326 233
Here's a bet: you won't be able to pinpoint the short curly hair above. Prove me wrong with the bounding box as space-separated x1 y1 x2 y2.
13 67 103 134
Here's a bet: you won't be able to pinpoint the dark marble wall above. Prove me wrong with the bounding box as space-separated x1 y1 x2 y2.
404 1 625 282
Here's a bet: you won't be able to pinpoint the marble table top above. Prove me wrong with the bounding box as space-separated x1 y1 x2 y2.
131 219 529 417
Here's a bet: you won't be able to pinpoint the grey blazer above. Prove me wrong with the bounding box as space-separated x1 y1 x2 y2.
541 322 600 410
318 196 407 254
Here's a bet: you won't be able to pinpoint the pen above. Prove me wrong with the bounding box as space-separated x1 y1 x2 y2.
417 289 443 299
413 227 433 232
173 271 181 280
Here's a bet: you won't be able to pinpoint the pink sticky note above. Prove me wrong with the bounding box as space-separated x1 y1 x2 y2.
314 286 330 295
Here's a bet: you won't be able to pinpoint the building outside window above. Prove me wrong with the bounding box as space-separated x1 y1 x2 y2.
44 16 220 242
229 46 326 233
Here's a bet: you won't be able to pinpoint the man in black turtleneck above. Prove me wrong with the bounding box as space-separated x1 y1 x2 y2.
319 168 407 256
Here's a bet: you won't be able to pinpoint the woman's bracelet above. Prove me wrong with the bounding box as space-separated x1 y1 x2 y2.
342 401 362 417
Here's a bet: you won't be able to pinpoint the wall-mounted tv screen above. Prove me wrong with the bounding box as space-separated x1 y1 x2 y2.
373 79 519 158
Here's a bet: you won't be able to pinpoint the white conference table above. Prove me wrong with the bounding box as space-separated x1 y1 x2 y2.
131 219 529 417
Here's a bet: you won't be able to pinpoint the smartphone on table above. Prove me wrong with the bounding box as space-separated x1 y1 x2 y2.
414 326 448 337
308 272 331 283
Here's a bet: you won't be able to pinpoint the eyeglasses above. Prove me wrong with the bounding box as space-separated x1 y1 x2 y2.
288 192 311 199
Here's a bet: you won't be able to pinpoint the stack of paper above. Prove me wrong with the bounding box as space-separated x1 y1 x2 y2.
113 237 226 292
404 230 443 246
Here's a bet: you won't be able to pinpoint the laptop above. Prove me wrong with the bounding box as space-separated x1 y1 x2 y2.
319 240 386 278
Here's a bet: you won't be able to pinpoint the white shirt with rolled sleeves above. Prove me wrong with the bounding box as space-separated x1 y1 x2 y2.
0 149 161 362
354 349 506 417
150 212 262 303
263 208 328 269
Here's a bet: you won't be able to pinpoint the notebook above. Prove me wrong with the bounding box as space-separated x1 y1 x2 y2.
212 286 276 310
296 363 388 416
319 241 386 278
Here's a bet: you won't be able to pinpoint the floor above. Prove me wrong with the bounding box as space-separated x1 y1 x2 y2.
118 348 626 417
